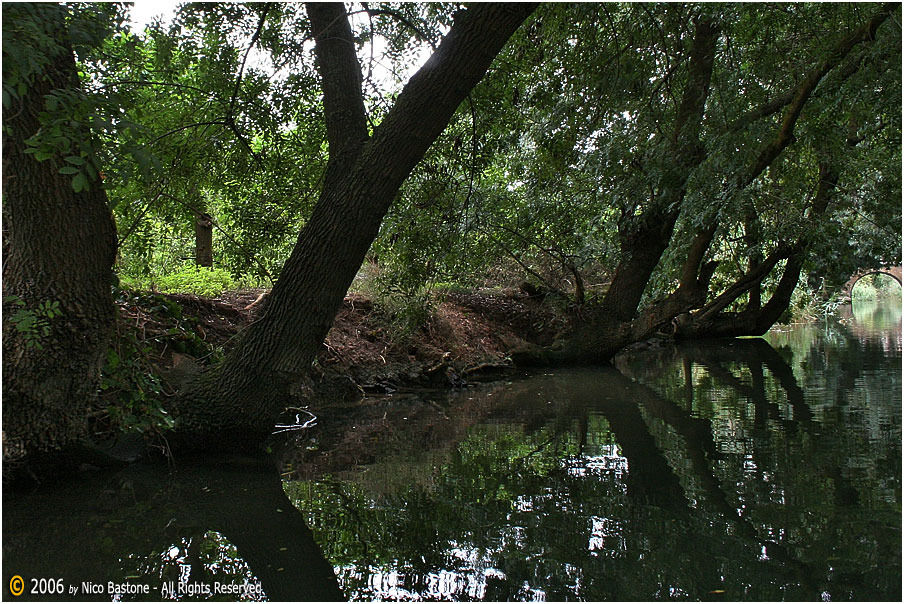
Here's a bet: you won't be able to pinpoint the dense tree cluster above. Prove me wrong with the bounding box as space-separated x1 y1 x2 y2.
3 2 900 465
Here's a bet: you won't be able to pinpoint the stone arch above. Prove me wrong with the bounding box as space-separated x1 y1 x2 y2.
840 265 902 302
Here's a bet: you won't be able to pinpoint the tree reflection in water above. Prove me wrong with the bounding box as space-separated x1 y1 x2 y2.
283 324 900 601
3 320 899 601
3 455 344 601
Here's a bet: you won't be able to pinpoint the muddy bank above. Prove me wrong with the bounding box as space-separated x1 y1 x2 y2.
311 290 567 394
118 287 569 410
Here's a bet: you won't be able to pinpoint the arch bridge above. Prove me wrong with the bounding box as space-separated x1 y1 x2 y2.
839 264 902 302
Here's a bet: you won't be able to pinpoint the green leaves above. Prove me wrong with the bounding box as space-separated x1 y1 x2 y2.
64 154 87 165
4 296 62 350
71 170 90 192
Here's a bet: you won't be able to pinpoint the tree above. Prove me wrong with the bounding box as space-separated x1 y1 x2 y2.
3 3 120 463
442 2 899 363
3 2 538 462
171 2 538 448
101 3 329 282
673 2 901 337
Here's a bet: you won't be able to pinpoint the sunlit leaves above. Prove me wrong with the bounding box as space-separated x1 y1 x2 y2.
7 2 896 309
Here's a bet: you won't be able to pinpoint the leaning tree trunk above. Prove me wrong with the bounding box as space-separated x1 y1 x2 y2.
2 5 118 465
675 156 841 339
598 17 719 323
171 3 538 449
674 252 804 339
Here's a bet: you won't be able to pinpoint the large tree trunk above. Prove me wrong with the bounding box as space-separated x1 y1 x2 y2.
601 211 685 323
2 5 118 465
172 3 538 448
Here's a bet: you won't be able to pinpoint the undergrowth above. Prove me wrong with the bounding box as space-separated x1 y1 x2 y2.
120 265 267 297
95 289 220 442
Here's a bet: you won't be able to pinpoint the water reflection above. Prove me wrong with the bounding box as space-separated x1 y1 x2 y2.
839 300 902 359
2 455 343 601
283 314 901 601
3 310 900 601
850 298 903 333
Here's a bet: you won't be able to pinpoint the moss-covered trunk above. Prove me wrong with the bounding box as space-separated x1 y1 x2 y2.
2 5 118 465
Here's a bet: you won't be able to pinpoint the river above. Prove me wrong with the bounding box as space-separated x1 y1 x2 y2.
3 301 901 601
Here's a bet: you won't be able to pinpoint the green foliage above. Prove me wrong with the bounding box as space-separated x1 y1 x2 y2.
95 3 331 282
147 265 236 297
382 3 898 321
100 340 172 435
120 262 269 297
786 276 843 324
3 3 158 194
4 296 62 349
99 289 220 436
99 294 176 435
355 262 436 342
852 274 903 302
379 286 435 343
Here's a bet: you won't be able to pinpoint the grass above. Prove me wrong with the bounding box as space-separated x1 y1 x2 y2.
120 265 268 297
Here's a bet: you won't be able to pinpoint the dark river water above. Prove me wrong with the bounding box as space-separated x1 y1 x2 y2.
3 301 901 601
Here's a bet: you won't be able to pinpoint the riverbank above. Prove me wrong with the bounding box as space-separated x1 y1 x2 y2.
106 287 572 418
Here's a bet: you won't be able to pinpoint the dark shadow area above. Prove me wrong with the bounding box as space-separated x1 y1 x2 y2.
3 454 344 601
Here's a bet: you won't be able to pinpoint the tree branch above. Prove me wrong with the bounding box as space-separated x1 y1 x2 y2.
306 2 369 187
361 3 538 191
738 3 896 190
356 6 440 51
228 4 272 119
482 228 559 296
680 224 719 288
693 244 793 324
149 121 227 145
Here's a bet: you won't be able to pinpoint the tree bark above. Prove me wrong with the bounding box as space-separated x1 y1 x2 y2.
2 5 118 463
194 212 213 267
739 3 895 189
172 3 538 447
